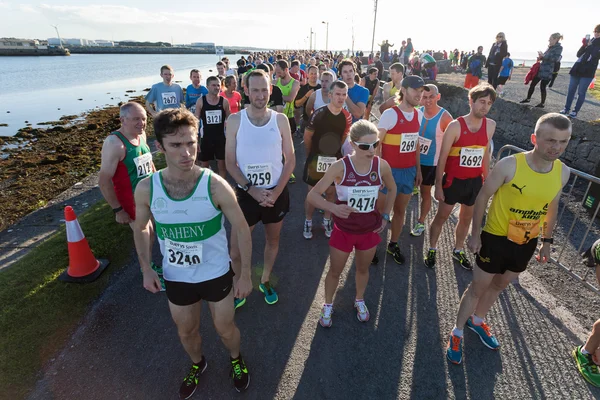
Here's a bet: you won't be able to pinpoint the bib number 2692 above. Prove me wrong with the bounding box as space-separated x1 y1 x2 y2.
460 147 484 168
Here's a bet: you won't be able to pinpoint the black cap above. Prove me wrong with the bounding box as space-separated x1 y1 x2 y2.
582 238 600 268
401 75 430 91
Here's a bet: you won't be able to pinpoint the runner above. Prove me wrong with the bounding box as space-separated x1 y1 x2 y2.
446 113 571 364
98 102 162 288
424 83 497 269
307 120 396 327
274 60 301 134
303 80 353 239
242 64 284 113
305 71 333 119
378 75 427 264
339 58 369 124
194 76 231 178
222 57 238 77
361 67 380 120
463 46 486 89
216 61 227 81
379 63 405 114
185 69 208 113
145 65 184 116
410 84 453 237
132 108 253 396
294 65 321 134
225 69 296 308
221 75 242 114
574 238 600 387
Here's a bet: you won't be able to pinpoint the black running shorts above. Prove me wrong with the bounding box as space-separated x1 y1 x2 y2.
476 231 538 274
442 175 483 206
236 185 290 227
164 267 234 306
200 133 226 162
421 165 437 187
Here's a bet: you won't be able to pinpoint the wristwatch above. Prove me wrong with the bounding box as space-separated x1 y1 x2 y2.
541 237 554 244
237 182 252 192
382 213 391 222
112 206 123 214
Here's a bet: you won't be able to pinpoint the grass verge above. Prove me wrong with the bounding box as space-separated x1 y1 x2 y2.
0 201 133 399
589 74 599 102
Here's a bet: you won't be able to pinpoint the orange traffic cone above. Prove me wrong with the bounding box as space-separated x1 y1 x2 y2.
59 206 109 283
589 79 596 90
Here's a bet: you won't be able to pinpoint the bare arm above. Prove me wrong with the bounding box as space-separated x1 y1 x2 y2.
541 164 570 239
305 92 316 119
223 97 231 119
194 96 203 120
145 101 157 117
304 127 315 154
483 119 497 179
435 120 459 187
282 80 300 103
379 160 397 214
345 95 365 120
270 113 296 200
133 178 152 272
224 113 246 185
295 88 314 108
98 136 133 224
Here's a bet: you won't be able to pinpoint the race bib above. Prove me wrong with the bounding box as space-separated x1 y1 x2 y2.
400 133 418 153
246 163 273 187
161 92 178 106
316 156 337 173
347 186 379 213
507 220 540 245
165 238 202 268
133 152 153 178
419 136 432 155
459 147 484 168
206 110 222 125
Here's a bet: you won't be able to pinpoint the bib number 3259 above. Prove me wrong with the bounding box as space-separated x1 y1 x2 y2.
347 186 379 213
246 163 273 187
165 239 202 268
459 147 484 168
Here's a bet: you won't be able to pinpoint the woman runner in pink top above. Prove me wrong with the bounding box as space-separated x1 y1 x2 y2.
221 75 242 113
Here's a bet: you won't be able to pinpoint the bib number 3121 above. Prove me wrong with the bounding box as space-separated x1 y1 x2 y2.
347 186 379 213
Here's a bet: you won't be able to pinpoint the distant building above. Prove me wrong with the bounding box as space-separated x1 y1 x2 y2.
0 38 38 49
94 39 115 47
48 38 88 46
191 42 215 51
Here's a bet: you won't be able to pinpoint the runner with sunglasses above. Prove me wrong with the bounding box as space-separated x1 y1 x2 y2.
307 120 397 327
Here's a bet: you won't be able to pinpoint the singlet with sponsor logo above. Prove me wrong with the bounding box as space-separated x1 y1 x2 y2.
381 107 421 169
199 95 225 137
150 169 230 283
276 77 296 118
484 152 562 244
418 107 447 167
334 156 383 234
111 131 153 218
445 116 489 180
236 109 283 189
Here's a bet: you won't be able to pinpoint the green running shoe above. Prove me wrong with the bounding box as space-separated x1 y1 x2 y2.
259 282 278 304
234 297 246 310
288 173 296 184
412 186 419 195
573 346 600 387
452 249 473 271
231 355 250 392
179 357 207 399
424 249 437 269
410 222 426 237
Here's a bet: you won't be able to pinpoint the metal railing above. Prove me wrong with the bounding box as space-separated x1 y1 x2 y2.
496 144 600 293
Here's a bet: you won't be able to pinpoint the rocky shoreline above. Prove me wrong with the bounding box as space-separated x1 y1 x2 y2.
0 96 149 231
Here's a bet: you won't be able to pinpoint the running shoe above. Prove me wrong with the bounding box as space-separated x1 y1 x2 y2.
234 297 246 310
319 304 333 327
303 220 313 240
519 98 530 104
259 282 278 304
534 103 545 108
179 357 207 399
412 186 419 195
288 173 296 184
466 317 500 350
569 111 578 118
573 346 600 387
410 222 426 237
354 299 370 322
387 243 406 264
371 252 379 265
230 355 250 392
151 262 166 292
424 249 437 269
446 333 463 365
323 218 333 238
559 108 569 115
452 249 473 271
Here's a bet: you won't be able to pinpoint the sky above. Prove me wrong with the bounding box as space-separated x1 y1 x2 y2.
0 0 597 61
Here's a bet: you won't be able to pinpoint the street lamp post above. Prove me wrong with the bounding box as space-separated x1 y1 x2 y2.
322 21 329 52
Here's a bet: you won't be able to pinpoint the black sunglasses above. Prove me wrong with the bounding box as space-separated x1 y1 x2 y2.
354 140 380 151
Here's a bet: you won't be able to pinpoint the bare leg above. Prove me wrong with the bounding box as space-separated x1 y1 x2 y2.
304 184 315 221
323 186 335 220
584 320 600 354
417 184 433 224
474 270 521 318
230 225 256 287
209 291 240 358
168 300 203 363
390 193 411 242
428 202 454 249
454 265 495 329
216 159 227 180
354 246 377 299
262 221 283 284
455 204 474 250
325 247 351 303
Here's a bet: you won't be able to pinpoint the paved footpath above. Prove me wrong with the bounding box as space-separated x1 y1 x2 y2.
28 136 600 400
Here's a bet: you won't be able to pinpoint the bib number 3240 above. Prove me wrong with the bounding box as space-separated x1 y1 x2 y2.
347 186 379 213
459 147 484 168
165 239 202 268
245 163 273 187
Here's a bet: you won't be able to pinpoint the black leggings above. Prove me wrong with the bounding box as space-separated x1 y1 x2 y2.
527 77 550 104
487 64 500 88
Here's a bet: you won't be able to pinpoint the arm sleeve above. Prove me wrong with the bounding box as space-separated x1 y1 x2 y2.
377 109 397 131
145 85 156 103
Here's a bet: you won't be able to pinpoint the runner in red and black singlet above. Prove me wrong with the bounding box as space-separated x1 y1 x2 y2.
307 120 396 328
424 83 497 270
